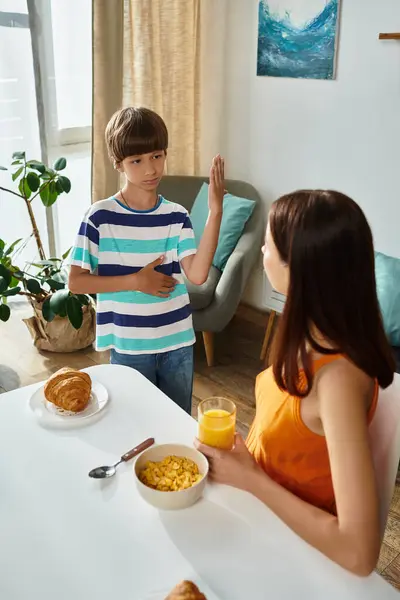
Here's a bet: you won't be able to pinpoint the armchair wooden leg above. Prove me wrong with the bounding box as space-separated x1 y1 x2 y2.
202 331 215 367
260 310 276 362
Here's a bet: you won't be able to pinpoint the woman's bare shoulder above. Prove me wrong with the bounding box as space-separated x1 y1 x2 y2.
316 356 375 411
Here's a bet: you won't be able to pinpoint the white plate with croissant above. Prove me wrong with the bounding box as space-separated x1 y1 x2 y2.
28 367 109 428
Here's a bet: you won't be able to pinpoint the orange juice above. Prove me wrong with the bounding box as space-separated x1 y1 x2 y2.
198 408 236 450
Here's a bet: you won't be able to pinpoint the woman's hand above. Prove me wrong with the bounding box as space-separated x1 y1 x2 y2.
194 434 263 492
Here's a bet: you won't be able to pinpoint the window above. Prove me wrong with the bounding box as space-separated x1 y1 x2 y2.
37 0 92 147
39 0 93 253
0 0 49 266
0 0 92 266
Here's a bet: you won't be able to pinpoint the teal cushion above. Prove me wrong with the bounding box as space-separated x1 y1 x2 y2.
375 251 400 347
190 183 255 271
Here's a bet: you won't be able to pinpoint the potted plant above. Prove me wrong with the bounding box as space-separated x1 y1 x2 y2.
0 152 95 352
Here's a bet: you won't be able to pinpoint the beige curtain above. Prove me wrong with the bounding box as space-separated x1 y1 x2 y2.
91 0 124 202
92 0 201 202
123 0 200 176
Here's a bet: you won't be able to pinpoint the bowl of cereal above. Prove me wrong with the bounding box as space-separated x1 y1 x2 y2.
134 443 209 510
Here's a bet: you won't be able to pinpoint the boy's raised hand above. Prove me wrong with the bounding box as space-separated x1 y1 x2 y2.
208 155 225 216
134 256 176 297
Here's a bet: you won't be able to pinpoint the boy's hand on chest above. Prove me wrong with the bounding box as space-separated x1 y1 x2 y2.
132 256 177 297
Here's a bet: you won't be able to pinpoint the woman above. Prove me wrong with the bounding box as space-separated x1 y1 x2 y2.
196 190 395 575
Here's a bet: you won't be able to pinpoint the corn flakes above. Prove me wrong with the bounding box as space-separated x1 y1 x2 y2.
139 455 203 492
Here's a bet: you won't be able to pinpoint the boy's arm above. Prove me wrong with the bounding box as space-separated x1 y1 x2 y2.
69 259 176 297
181 156 224 286
69 266 135 294
69 211 176 296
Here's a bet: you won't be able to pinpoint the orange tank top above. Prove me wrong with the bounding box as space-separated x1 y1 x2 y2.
246 355 378 514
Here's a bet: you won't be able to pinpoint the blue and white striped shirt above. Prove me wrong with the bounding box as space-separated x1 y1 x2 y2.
71 196 197 355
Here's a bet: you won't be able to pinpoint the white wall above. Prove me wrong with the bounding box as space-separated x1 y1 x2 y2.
222 0 400 309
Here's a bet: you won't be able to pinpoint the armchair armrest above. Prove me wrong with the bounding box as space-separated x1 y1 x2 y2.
192 249 246 333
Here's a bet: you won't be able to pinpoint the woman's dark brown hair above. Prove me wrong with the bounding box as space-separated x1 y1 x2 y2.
269 190 395 397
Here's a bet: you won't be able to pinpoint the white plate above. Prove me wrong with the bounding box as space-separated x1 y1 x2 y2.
28 379 109 428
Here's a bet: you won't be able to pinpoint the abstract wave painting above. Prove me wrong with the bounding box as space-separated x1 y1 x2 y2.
257 0 341 79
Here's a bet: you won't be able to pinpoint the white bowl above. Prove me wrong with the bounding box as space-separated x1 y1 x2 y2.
134 443 209 510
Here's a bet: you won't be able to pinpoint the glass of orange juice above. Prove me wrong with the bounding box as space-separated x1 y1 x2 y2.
198 397 236 450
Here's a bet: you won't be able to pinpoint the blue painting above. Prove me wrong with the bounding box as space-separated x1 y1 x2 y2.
257 0 341 79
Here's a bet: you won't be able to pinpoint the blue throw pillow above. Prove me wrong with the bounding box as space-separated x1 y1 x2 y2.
375 251 400 347
190 183 255 271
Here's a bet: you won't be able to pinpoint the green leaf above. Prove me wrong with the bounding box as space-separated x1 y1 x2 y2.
0 165 8 170
49 181 58 203
76 294 90 306
12 151 25 160
27 259 55 268
26 171 40 192
40 173 52 181
0 239 4 258
55 180 64 194
27 262 48 270
45 269 67 291
5 238 22 256
24 178 32 198
0 304 11 322
49 289 69 316
40 181 58 207
39 185 50 207
53 157 67 171
46 278 65 291
26 160 46 174
58 175 71 193
41 296 56 322
18 177 32 200
0 276 7 293
12 167 23 181
26 278 42 295
53 270 67 284
11 160 21 166
41 268 58 279
66 295 83 329
62 247 72 260
2 286 21 297
0 265 11 289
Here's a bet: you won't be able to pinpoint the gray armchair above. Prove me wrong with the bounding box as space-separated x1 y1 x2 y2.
158 176 264 366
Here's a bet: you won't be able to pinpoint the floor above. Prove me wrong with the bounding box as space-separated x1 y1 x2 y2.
1 301 400 588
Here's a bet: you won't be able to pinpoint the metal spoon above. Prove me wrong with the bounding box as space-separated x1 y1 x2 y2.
88 437 155 479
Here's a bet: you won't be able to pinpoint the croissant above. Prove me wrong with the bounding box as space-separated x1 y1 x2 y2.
165 581 207 600
44 367 92 413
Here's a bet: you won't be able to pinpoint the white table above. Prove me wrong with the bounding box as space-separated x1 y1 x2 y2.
0 364 397 600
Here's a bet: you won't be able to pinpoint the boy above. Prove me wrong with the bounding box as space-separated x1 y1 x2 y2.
69 107 224 413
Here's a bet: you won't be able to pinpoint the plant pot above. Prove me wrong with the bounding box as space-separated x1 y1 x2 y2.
23 300 96 353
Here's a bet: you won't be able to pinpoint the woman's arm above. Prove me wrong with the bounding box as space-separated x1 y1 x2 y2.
196 361 380 575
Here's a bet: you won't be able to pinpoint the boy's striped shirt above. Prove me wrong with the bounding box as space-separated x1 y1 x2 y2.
71 196 197 355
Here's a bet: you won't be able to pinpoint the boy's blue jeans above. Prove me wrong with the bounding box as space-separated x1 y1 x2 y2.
110 345 194 414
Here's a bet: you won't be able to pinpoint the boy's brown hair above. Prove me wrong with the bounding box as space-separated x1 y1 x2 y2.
105 107 168 165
